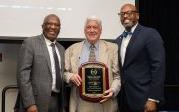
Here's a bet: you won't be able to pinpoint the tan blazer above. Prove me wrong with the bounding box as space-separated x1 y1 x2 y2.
64 40 121 112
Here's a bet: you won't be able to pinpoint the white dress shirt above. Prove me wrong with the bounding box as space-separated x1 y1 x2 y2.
120 24 137 66
44 36 61 92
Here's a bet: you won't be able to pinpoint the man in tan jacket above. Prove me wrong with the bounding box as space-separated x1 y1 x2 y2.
64 16 121 112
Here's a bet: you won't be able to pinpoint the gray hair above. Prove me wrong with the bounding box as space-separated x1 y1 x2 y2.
85 15 102 29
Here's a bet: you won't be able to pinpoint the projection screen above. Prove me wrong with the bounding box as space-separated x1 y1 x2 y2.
0 0 135 39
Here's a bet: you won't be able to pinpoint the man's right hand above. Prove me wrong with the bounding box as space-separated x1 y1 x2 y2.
27 105 38 112
70 74 82 86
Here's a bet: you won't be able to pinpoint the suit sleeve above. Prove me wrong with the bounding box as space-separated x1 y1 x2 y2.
17 39 36 108
146 29 165 102
110 44 121 97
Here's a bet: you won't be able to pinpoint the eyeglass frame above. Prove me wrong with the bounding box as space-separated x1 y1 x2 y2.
118 10 138 17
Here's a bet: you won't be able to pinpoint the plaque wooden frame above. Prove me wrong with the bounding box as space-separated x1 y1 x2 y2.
79 62 109 102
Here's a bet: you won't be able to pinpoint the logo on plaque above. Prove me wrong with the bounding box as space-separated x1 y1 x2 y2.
79 62 109 102
91 69 97 76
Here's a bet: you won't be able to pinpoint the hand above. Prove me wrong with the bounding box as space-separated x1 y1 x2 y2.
144 100 157 112
27 105 38 112
69 74 82 86
100 88 114 103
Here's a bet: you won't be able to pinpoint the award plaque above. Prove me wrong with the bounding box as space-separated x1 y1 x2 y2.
79 62 109 102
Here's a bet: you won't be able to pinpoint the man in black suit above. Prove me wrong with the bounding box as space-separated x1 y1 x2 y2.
115 4 165 112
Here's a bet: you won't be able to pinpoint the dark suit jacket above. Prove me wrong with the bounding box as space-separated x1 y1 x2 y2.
115 24 165 110
17 34 65 112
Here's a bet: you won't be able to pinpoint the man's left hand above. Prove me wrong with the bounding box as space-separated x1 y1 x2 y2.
144 100 157 112
100 89 114 103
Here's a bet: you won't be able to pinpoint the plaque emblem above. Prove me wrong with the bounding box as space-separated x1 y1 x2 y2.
91 68 97 75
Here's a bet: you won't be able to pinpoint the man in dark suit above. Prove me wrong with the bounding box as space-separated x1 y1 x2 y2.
115 4 165 112
17 14 65 112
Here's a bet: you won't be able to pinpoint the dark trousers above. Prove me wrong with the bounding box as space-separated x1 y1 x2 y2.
48 92 61 112
118 89 144 112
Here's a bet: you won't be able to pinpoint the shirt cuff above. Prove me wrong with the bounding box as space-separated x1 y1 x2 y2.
148 98 160 103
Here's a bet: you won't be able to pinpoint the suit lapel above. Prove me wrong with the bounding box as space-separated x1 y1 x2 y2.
117 36 123 61
98 40 108 64
73 41 84 73
123 25 142 67
39 35 52 74
115 35 123 68
77 41 84 65
56 43 64 70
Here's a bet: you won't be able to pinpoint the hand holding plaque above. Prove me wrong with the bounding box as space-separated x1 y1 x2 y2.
79 62 109 102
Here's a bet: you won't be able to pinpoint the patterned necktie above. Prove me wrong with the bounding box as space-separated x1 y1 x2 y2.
51 43 61 90
88 44 96 62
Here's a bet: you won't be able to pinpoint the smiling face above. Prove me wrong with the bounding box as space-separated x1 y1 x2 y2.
84 20 102 44
119 4 139 31
42 14 61 42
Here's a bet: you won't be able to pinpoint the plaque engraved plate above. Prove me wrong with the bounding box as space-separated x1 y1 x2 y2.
79 62 109 102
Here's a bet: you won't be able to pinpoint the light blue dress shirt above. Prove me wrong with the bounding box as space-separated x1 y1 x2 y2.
79 40 99 65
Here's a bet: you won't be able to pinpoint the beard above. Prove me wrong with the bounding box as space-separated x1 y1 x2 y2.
122 20 135 31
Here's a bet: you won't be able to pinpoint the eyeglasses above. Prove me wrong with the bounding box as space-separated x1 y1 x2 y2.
118 11 137 17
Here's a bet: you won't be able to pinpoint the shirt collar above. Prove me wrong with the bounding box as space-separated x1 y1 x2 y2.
43 34 57 46
84 40 99 50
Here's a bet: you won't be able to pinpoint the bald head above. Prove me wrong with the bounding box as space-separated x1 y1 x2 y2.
119 4 139 31
120 4 137 12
